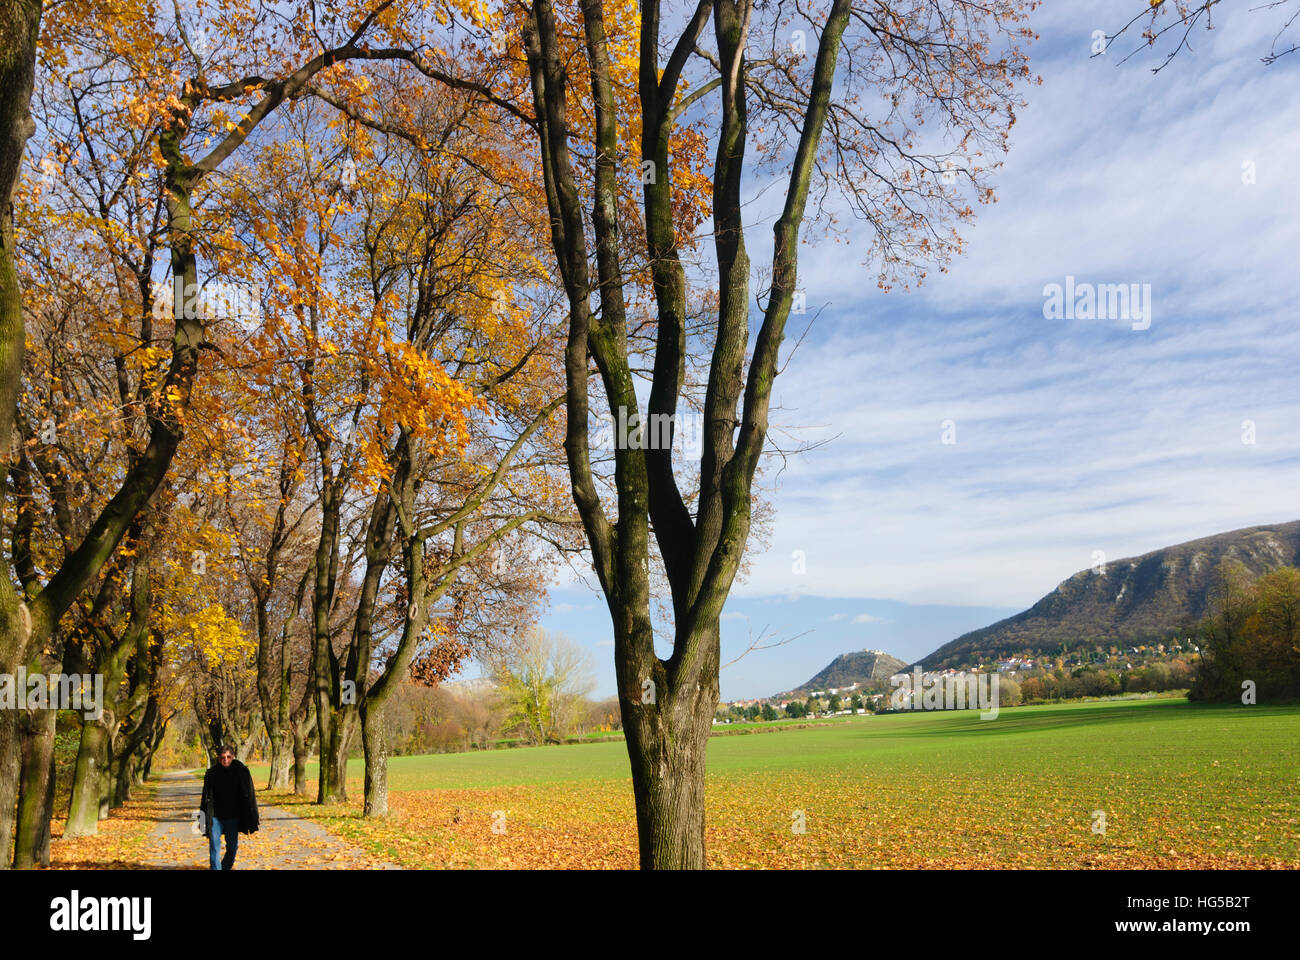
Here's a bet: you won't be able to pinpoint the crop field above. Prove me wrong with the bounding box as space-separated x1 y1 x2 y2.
256 698 1300 869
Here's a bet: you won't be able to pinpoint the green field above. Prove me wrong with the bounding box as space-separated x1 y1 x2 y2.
252 698 1300 868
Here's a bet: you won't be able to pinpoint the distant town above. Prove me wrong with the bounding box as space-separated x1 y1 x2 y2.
715 641 1200 723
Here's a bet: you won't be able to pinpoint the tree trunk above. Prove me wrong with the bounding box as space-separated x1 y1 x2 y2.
269 737 291 790
111 691 158 807
312 701 338 804
235 724 258 765
63 720 108 837
12 641 61 867
292 729 312 797
0 711 20 868
96 736 112 820
362 700 387 817
621 623 720 870
268 647 293 789
630 725 709 869
290 708 314 797
141 717 166 780
113 751 138 807
0 0 44 873
322 709 354 802
12 704 56 868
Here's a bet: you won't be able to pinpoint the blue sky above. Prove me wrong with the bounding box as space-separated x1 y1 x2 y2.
476 2 1300 701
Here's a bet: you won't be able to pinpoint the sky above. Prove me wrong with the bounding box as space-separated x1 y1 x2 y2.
469 2 1300 701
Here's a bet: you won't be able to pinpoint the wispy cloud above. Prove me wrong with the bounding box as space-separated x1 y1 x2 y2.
740 1 1300 608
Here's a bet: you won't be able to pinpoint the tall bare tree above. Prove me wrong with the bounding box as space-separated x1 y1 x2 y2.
513 0 1037 867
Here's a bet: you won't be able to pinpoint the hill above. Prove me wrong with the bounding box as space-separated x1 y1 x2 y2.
780 649 909 697
917 520 1300 669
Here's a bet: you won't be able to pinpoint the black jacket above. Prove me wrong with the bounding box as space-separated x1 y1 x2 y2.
200 758 259 837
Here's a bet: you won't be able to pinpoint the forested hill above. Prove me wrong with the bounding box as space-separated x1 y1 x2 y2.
780 649 909 697
917 521 1300 669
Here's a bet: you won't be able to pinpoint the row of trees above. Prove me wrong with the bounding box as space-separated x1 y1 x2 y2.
155 629 620 759
1191 563 1300 702
1 0 587 866
716 692 866 722
382 678 622 754
1018 661 1193 702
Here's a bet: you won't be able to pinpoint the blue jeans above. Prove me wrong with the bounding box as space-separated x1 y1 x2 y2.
209 816 240 870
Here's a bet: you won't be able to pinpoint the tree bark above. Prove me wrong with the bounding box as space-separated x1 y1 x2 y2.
292 726 313 797
12 703 56 868
617 620 720 868
289 684 315 796
361 700 387 817
268 738 291 790
112 693 158 806
323 708 355 802
63 719 107 837
141 715 167 781
0 0 43 874
0 712 20 869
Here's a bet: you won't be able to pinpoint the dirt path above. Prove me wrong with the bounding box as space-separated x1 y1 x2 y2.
138 770 399 869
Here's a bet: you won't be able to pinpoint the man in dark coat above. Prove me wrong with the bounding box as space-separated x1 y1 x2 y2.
199 745 259 870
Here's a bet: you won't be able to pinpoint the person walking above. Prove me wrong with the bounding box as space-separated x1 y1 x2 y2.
200 745 259 870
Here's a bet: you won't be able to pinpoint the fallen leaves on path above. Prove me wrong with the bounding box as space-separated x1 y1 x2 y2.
46 784 160 870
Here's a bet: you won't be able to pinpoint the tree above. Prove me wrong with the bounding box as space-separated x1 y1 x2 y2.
1190 560 1254 701
490 629 595 745
996 675 1022 706
1192 563 1300 701
222 88 573 808
1019 677 1045 702
501 0 1037 868
0 0 45 872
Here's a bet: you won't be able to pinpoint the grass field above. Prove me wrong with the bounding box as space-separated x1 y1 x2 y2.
250 698 1300 869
